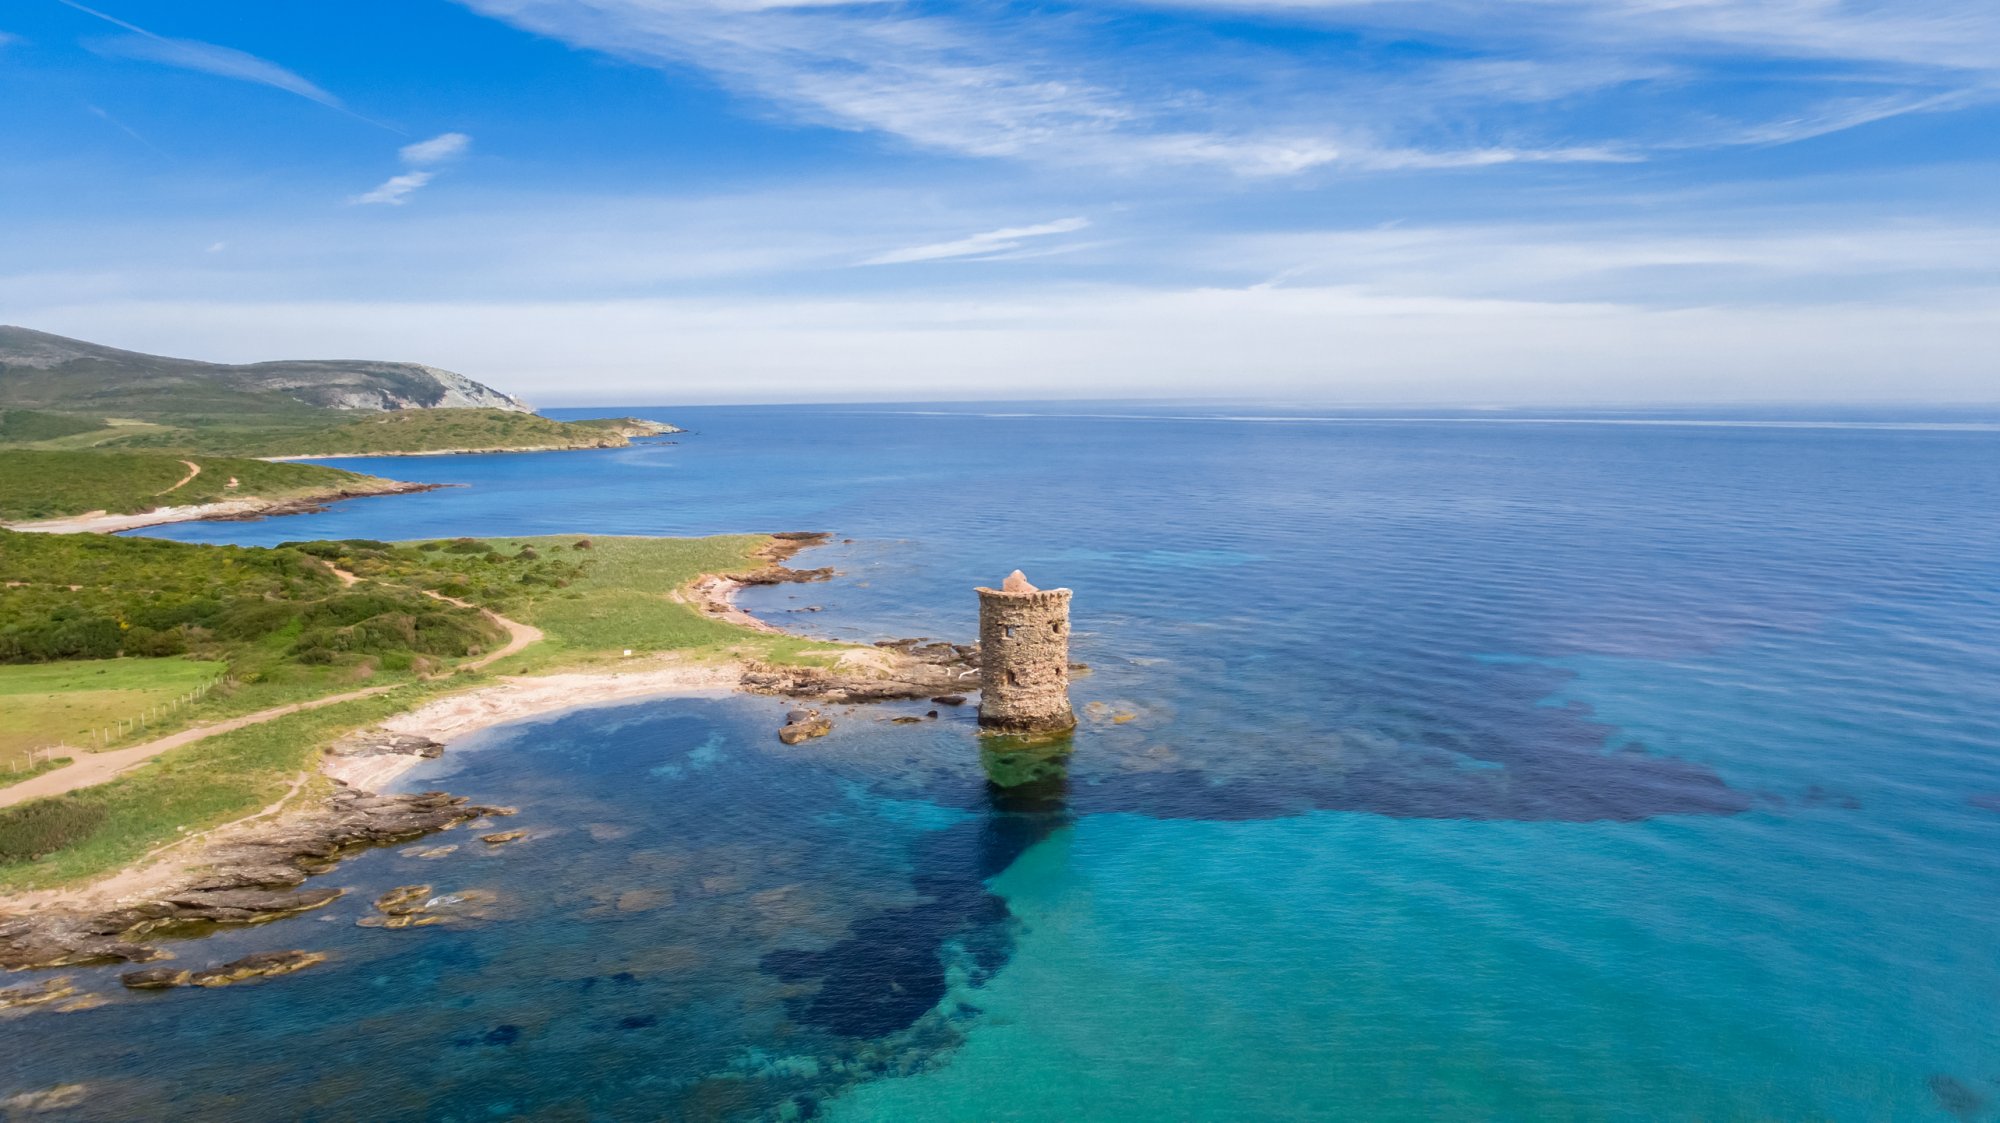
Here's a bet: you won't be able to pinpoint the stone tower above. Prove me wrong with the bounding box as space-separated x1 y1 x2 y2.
976 570 1075 734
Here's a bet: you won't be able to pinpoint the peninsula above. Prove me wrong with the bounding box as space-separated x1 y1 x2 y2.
0 526 977 974
0 326 682 532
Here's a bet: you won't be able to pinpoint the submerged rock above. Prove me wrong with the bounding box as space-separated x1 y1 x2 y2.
189 950 326 988
0 1083 88 1114
481 830 528 846
119 968 191 990
777 712 834 745
356 914 445 930
374 885 434 914
0 976 76 1010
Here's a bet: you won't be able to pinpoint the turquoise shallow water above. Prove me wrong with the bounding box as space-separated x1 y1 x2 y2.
7 405 1999 1120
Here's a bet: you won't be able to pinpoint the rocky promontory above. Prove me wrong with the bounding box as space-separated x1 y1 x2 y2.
0 787 509 971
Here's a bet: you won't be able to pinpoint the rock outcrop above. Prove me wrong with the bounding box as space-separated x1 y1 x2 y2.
777 709 834 745
121 950 326 990
742 638 979 704
0 788 508 970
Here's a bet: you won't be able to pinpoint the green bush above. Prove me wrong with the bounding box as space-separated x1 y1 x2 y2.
0 797 111 863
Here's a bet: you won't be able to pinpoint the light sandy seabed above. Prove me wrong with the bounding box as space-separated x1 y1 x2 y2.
5 499 298 535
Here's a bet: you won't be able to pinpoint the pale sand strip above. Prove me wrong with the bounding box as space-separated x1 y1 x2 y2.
3 660 749 915
321 659 746 791
6 499 288 534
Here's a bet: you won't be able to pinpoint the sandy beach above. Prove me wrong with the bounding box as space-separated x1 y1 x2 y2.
321 658 746 791
3 480 436 534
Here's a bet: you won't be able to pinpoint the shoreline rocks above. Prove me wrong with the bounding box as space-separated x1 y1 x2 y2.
778 709 834 745
744 639 980 705
325 731 445 763
121 950 326 990
0 787 508 971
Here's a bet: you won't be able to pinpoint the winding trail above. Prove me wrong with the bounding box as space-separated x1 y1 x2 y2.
327 565 543 671
0 687 395 810
156 459 201 496
0 568 543 810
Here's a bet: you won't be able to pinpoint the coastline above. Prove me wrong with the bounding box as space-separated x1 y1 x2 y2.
0 530 977 969
321 659 745 791
258 421 684 462
2 479 441 535
261 443 627 461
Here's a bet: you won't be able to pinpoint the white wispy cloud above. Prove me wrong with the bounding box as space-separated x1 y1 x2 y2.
63 1 348 111
350 132 472 206
84 103 164 154
0 31 21 47
88 35 344 107
1121 0 2000 73
864 217 1091 265
454 0 1997 176
349 171 435 206
457 0 1619 176
401 132 472 165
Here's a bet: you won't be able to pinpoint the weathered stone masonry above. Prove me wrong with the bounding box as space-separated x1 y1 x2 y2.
976 571 1075 734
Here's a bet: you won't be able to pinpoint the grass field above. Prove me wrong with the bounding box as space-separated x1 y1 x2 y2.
0 409 103 444
318 533 844 673
9 419 173 451
0 685 439 888
0 449 380 521
0 657 226 768
0 531 844 889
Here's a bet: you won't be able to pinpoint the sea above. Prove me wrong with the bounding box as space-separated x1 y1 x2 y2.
7 404 2000 1121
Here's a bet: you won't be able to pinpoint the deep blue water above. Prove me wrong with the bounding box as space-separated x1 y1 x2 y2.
7 405 1999 1120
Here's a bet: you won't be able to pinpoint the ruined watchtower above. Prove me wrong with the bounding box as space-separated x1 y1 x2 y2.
976 571 1075 734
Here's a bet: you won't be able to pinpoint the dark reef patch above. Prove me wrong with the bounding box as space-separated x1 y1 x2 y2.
762 807 1065 1038
1929 1073 1987 1121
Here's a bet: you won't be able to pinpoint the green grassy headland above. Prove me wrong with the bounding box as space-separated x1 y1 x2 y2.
0 449 386 522
0 530 840 890
96 407 668 458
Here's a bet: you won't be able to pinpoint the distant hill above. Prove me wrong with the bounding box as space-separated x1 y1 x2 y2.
0 326 532 416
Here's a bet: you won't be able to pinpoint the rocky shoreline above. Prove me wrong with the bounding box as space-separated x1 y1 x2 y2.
0 786 510 971
0 530 984 983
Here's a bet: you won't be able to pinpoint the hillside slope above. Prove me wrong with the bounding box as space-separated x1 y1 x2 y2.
0 326 531 416
0 450 409 523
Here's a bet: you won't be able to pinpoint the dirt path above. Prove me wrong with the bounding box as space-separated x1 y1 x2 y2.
429 590 543 670
0 687 395 810
326 564 543 670
0 573 543 810
156 459 201 496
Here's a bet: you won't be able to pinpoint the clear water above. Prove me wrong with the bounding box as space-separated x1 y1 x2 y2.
8 406 1999 1121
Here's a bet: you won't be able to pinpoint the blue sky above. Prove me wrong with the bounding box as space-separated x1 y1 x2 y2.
2 0 1996 404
